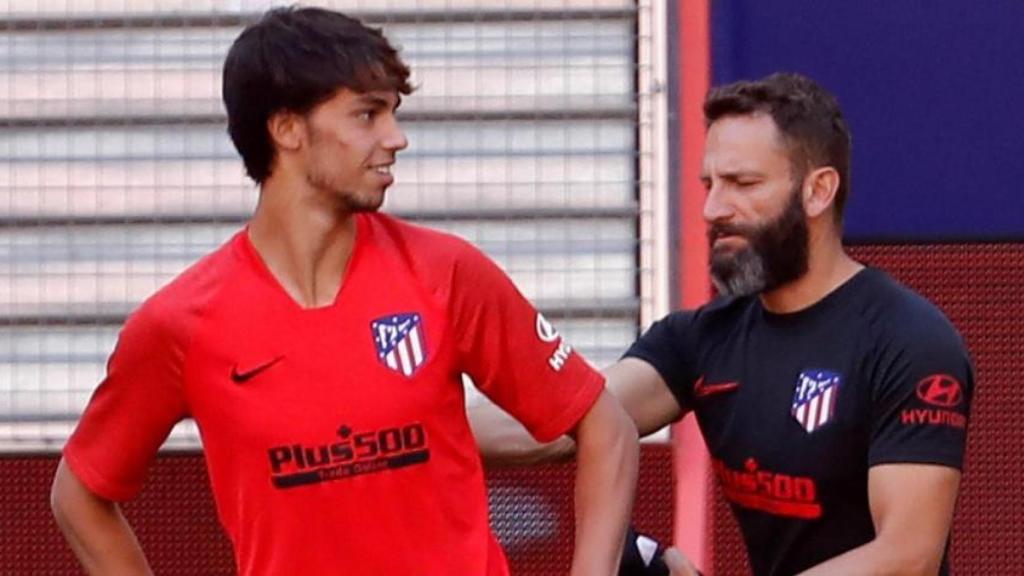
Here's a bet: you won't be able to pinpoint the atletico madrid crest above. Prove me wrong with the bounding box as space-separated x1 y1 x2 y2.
371 313 427 377
791 370 841 433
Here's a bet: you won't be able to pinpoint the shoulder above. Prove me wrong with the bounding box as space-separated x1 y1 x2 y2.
656 295 753 338
365 213 482 259
693 294 753 326
854 268 967 352
636 296 753 355
849 268 973 398
125 232 242 348
363 213 499 283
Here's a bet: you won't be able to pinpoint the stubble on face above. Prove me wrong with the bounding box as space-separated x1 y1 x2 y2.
303 123 387 214
708 182 810 297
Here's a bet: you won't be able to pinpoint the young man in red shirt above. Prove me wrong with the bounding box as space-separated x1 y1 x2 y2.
51 7 639 575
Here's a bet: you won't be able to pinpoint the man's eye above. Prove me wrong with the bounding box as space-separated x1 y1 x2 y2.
356 111 374 121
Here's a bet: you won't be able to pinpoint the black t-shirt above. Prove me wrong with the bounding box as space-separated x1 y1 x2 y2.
626 268 973 576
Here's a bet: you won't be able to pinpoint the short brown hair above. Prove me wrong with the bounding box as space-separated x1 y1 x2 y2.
704 73 852 221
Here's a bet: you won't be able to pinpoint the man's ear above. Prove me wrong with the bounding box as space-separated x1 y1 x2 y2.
802 166 840 219
267 110 304 152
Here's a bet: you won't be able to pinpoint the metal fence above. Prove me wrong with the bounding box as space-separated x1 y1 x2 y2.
0 0 669 450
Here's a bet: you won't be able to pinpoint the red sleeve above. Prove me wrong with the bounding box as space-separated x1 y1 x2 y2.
63 303 191 502
449 243 604 443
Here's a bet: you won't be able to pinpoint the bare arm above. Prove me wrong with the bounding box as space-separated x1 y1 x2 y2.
603 358 684 437
51 458 153 576
471 357 684 466
568 389 640 576
797 463 961 576
468 398 577 466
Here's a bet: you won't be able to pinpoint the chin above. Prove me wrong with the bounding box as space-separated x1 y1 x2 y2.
350 202 384 214
344 190 386 213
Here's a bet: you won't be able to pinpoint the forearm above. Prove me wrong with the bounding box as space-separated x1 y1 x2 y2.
470 357 681 467
51 458 153 576
797 539 940 576
801 464 958 576
570 392 640 576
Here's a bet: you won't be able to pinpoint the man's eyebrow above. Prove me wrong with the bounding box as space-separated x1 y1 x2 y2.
718 170 764 180
355 93 400 110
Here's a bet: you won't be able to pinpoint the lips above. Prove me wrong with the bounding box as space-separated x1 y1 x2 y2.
369 164 395 186
709 224 750 249
711 233 748 251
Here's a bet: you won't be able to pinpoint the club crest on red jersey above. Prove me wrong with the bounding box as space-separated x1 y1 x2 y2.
371 313 427 377
791 370 841 433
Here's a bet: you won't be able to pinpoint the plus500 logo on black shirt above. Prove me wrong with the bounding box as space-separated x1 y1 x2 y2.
713 457 822 520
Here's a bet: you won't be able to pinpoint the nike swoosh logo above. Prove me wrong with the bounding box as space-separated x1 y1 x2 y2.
230 356 284 384
693 375 739 398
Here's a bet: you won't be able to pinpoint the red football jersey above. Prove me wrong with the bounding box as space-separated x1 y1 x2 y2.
64 213 604 575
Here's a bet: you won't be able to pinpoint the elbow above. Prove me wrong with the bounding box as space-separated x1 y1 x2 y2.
893 555 943 576
876 542 945 576
881 560 941 576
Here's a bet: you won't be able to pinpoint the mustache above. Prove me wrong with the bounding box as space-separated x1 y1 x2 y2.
707 222 756 244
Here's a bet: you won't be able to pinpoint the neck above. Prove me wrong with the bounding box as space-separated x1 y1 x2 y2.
759 224 862 314
248 172 359 308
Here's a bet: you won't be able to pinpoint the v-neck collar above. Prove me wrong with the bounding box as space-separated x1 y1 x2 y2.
235 214 368 313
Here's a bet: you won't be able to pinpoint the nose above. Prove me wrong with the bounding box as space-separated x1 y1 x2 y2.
382 115 408 152
702 183 734 224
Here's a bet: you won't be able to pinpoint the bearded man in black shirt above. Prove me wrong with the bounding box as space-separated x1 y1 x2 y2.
473 72 972 576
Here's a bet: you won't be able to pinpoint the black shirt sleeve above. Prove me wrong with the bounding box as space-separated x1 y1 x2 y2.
868 312 974 470
622 311 699 414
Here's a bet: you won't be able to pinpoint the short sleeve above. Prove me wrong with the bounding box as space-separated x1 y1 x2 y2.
62 305 191 501
622 312 699 414
450 244 603 443
868 319 974 470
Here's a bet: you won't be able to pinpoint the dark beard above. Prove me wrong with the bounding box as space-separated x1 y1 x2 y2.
708 186 810 297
